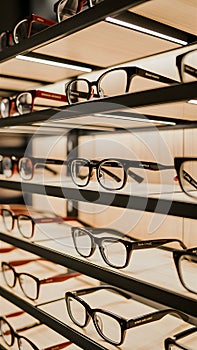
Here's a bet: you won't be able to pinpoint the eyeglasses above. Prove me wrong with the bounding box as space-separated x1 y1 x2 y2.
65 285 189 346
0 317 72 350
71 227 187 268
72 227 197 294
67 157 175 190
1 155 64 180
0 14 56 51
65 66 178 104
0 90 67 118
174 158 197 199
1 261 81 300
54 0 102 22
165 326 197 350
1 208 76 239
173 248 197 294
176 49 197 83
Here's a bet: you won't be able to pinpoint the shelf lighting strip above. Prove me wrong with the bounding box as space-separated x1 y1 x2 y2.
16 55 92 73
105 17 188 46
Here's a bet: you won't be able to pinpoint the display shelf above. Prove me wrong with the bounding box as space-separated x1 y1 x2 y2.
0 232 196 319
0 180 196 219
1 1 196 88
0 288 108 350
0 82 197 131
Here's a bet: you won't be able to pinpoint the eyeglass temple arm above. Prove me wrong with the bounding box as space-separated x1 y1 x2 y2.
131 238 187 250
44 340 72 350
182 170 197 190
7 257 46 267
96 161 143 184
15 321 41 333
71 285 131 299
0 246 16 253
173 327 197 341
126 309 189 330
40 272 81 285
35 90 67 103
128 67 179 89
34 216 77 224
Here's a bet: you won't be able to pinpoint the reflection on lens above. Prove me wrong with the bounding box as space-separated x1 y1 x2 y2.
71 159 90 186
0 98 10 118
179 254 197 294
19 274 38 300
102 238 127 268
18 157 33 180
0 319 13 346
67 296 86 326
18 215 33 238
73 228 93 257
13 19 29 44
2 264 15 287
67 79 89 103
93 311 121 344
99 69 127 97
2 209 13 231
2 157 13 178
16 92 32 115
98 160 125 190
181 50 197 82
179 160 197 199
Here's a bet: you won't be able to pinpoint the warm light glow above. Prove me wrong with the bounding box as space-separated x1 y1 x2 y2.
105 17 188 46
188 99 197 105
16 55 92 73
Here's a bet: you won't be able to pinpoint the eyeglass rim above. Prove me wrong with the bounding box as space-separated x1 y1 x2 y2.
164 326 197 350
173 248 197 294
176 48 197 82
174 157 197 199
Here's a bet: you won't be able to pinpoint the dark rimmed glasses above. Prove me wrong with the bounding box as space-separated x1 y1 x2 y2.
0 89 67 118
1 208 76 239
164 326 197 350
65 66 178 104
1 155 64 180
174 157 197 199
54 0 102 22
65 285 189 346
71 227 187 268
0 14 56 51
0 317 72 350
1 261 80 300
173 248 197 294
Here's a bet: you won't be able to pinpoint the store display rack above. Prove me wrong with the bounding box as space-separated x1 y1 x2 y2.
0 0 196 349
0 180 196 219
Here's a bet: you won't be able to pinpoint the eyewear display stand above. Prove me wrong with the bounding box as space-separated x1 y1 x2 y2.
0 0 196 349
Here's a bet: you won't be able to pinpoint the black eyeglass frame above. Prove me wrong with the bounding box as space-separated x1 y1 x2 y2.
173 247 197 294
65 285 189 346
65 66 178 104
71 227 187 269
164 326 197 350
176 49 197 82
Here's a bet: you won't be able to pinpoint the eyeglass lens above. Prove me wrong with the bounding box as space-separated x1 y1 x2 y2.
0 98 10 118
18 157 34 180
16 92 33 115
0 318 36 349
179 254 197 294
179 160 197 198
2 157 13 177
